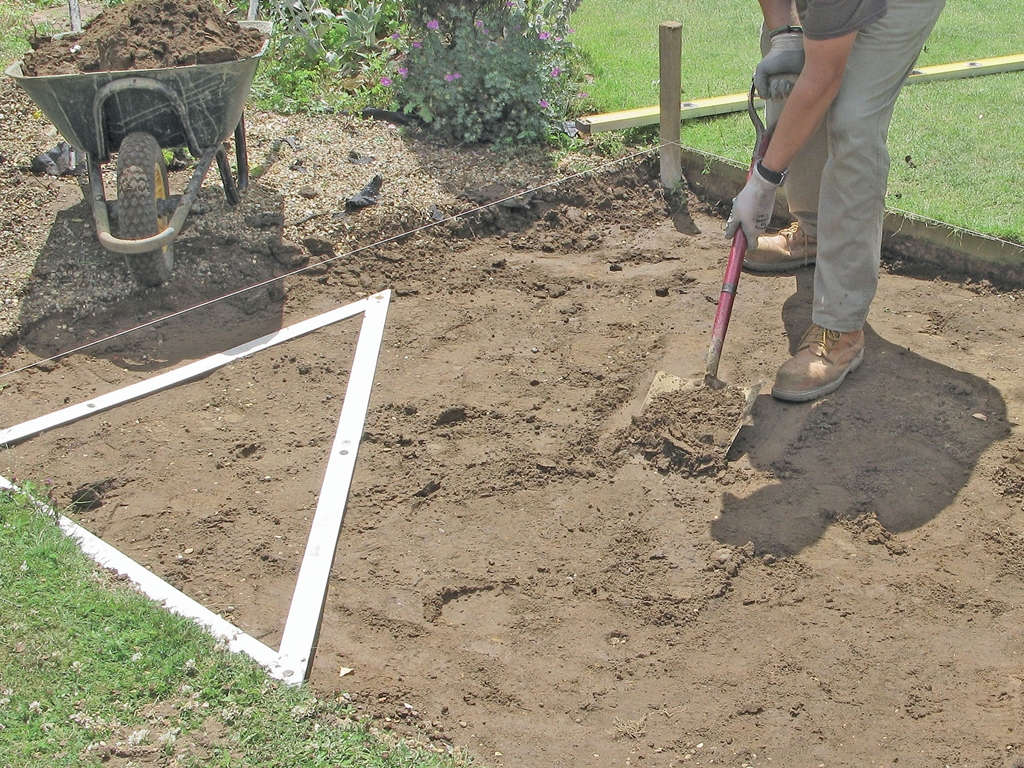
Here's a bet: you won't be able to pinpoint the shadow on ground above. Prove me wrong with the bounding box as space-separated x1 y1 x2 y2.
715 270 1011 556
12 182 293 371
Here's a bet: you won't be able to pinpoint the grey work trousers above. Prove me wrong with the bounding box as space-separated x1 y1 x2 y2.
761 0 946 332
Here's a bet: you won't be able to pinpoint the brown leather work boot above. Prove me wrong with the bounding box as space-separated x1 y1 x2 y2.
772 324 865 402
743 222 817 273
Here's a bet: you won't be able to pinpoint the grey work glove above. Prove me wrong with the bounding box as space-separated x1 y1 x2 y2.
725 163 780 244
754 30 804 101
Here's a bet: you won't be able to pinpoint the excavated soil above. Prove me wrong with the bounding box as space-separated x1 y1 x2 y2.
4 5 1024 768
21 0 264 76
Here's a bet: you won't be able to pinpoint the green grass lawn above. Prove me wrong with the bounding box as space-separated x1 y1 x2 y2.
570 0 1024 243
0 485 470 768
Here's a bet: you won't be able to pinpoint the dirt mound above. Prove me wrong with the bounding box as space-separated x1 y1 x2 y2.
610 382 753 476
21 0 265 77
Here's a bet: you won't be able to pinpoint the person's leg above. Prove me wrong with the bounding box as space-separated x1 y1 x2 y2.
772 0 946 402
811 0 946 332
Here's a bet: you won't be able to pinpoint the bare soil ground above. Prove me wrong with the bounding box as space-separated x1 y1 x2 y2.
4 9 1024 768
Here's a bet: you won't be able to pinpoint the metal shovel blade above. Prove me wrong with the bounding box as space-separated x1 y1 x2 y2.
638 371 762 473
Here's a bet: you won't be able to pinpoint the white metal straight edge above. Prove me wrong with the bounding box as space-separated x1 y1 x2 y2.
1 290 392 684
0 296 378 447
0 475 282 673
275 289 391 683
576 52 1024 134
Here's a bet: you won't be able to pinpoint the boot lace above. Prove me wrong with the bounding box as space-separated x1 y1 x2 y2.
779 221 815 245
799 324 842 354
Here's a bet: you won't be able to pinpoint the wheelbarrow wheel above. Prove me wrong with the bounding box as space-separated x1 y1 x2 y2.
116 132 173 287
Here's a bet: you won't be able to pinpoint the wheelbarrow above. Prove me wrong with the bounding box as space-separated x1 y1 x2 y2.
5 11 271 287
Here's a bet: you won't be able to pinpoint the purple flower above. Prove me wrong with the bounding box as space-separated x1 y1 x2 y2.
475 20 483 27
412 41 422 48
538 31 550 40
391 32 401 39
380 76 393 86
550 67 561 78
539 99 550 108
398 67 409 78
444 72 463 82
427 19 439 30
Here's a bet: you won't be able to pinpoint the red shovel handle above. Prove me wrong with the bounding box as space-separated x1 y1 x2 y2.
705 84 775 384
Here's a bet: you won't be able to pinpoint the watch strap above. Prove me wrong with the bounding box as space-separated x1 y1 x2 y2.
769 25 803 38
756 159 787 186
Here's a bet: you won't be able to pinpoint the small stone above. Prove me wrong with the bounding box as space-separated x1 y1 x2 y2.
301 237 335 259
270 238 308 266
244 212 284 229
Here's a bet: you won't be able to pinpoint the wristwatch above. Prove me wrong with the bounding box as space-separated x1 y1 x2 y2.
756 159 787 186
769 25 803 38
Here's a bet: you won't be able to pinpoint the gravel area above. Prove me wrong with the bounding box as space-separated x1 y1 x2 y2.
0 70 571 350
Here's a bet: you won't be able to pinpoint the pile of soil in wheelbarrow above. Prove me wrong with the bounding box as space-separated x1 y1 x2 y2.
20 0 266 77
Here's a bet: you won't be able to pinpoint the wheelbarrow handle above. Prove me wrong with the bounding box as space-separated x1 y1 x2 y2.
68 0 82 32
98 227 177 254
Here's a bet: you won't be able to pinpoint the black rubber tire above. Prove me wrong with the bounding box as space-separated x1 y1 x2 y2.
116 132 173 287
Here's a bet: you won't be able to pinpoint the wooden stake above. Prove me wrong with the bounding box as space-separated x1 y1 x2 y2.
659 21 682 188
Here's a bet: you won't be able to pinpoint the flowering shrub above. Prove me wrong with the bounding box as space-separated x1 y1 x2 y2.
393 0 586 146
252 0 407 113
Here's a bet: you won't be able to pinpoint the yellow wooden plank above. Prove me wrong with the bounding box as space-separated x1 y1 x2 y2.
908 52 1024 83
575 53 1024 134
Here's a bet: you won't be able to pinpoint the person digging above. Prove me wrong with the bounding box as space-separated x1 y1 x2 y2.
726 0 945 402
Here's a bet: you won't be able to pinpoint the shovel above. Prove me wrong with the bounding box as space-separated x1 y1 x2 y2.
639 84 772 469
706 82 774 392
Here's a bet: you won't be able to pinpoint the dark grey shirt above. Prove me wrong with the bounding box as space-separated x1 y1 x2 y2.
796 0 888 39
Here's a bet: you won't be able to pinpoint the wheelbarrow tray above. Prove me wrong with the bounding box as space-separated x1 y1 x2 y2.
5 20 270 160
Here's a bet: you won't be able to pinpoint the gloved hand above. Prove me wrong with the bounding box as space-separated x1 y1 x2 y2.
725 163 780 243
754 30 804 101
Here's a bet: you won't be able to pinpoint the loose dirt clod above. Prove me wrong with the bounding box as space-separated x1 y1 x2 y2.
613 385 749 476
21 0 265 77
